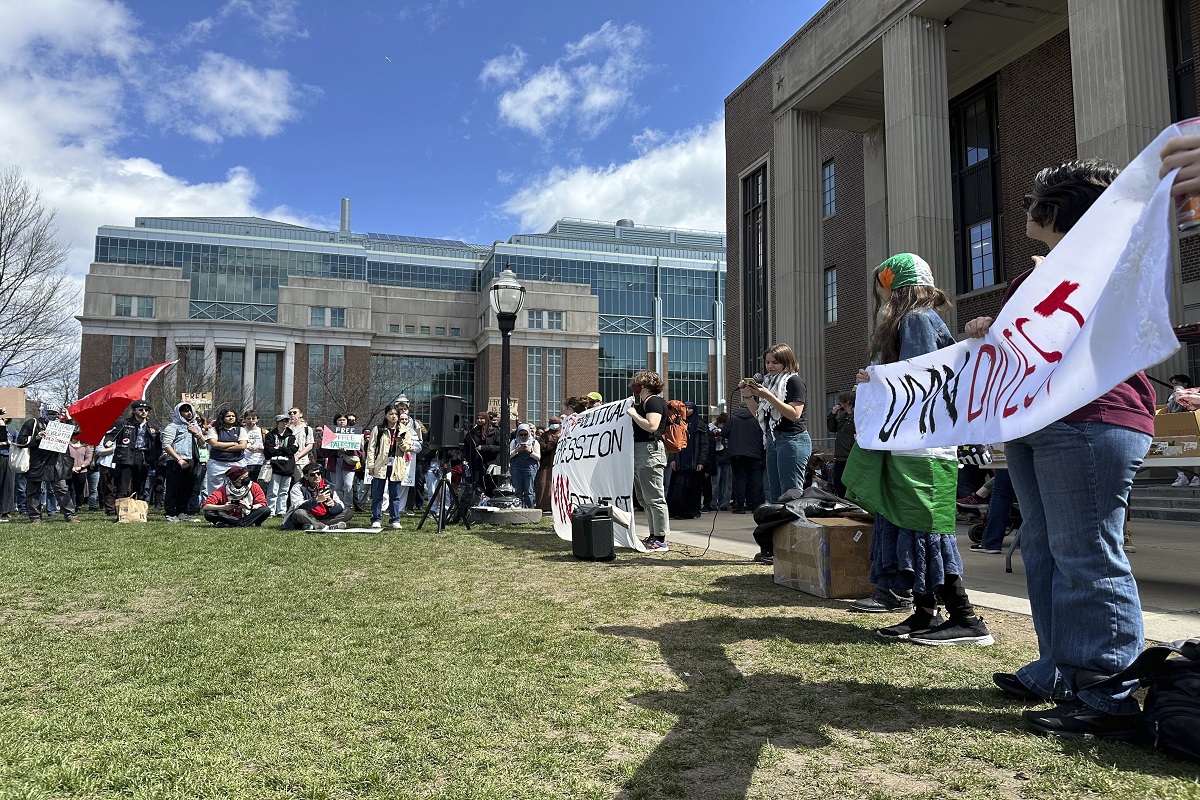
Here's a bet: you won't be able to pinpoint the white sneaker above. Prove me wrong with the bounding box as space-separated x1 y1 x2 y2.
1172 475 1189 488
1192 476 1200 488
370 520 382 529
165 515 181 523
390 520 402 529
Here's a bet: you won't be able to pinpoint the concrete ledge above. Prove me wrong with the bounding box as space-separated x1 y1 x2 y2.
466 506 543 526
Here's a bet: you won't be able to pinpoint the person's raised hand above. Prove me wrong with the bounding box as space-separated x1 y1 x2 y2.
1160 134 1200 196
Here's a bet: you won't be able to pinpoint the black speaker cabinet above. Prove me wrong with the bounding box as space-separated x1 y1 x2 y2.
430 394 467 449
572 505 615 561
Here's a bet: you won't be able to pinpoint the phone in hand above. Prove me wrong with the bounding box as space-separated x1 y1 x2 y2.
741 377 759 388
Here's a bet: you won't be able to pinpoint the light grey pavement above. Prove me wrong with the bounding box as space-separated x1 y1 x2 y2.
642 510 1200 643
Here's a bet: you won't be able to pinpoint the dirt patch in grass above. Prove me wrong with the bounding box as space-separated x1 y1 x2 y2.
42 587 189 633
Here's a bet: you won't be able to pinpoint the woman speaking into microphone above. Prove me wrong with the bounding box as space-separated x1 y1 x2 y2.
739 344 810 503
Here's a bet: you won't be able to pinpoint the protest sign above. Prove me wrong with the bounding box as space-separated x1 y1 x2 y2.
322 425 363 450
550 398 644 551
487 397 519 418
39 420 73 453
181 392 212 409
855 124 1182 451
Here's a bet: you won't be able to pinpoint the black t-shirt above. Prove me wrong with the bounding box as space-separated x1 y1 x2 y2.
633 395 668 443
771 375 809 435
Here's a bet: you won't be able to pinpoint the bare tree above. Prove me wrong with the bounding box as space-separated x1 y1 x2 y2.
0 167 80 388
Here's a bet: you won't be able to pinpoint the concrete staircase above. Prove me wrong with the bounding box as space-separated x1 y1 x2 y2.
1129 481 1200 523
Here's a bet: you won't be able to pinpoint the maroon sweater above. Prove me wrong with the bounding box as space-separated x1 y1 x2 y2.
1002 268 1155 437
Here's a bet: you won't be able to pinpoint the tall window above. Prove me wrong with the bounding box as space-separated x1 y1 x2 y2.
546 348 563 418
217 349 244 407
307 344 345 424
110 335 154 380
822 161 836 217
310 307 325 327
667 336 708 409
741 165 769 377
1167 0 1197 121
823 267 838 324
255 351 278 414
950 82 1001 294
526 347 543 426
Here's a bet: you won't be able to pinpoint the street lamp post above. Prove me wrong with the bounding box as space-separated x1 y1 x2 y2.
488 268 526 508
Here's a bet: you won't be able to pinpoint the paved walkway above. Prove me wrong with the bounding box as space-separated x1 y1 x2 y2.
647 510 1200 643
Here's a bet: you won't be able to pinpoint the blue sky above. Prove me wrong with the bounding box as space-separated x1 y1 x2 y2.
0 0 823 278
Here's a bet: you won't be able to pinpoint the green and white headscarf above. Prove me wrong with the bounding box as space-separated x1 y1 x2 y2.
876 253 935 291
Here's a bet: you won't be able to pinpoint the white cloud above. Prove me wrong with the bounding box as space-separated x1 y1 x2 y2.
487 21 649 139
496 66 574 137
182 0 308 45
479 45 527 86
0 1 315 283
151 52 305 143
502 118 725 233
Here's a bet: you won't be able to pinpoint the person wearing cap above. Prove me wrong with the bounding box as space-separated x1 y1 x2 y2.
283 463 352 531
585 391 603 408
509 423 541 508
263 414 299 516
200 465 269 527
107 400 160 502
17 407 79 523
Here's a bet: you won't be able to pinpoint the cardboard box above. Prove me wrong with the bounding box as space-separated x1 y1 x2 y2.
773 517 874 599
1153 409 1200 437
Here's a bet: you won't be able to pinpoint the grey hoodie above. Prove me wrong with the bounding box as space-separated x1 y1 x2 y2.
160 402 198 461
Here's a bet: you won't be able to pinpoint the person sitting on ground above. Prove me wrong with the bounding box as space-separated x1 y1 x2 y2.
200 465 269 528
283 462 352 531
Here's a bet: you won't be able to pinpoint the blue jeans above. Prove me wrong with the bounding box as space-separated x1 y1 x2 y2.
1005 421 1149 714
371 479 407 524
510 456 538 508
980 469 1015 550
764 430 811 503
710 462 732 509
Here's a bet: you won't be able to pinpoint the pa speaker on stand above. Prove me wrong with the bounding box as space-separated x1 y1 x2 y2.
430 394 467 449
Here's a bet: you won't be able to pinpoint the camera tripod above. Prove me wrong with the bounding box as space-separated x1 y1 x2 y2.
417 459 474 532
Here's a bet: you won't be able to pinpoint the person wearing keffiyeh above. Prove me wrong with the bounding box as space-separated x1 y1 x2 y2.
738 343 811 504
200 466 269 528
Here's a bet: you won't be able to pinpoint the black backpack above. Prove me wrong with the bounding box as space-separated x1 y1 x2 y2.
1092 639 1200 761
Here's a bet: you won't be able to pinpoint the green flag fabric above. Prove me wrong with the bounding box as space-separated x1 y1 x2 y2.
842 443 959 535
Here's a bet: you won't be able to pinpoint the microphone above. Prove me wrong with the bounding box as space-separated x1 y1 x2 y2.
753 372 764 383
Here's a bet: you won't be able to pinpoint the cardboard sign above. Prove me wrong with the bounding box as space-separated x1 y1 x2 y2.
486 397 519 417
181 392 213 409
322 425 363 450
39 420 73 453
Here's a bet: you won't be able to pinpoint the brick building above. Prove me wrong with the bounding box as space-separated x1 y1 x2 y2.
726 0 1200 432
78 214 726 428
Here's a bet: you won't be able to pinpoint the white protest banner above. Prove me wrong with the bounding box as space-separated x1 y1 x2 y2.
39 420 73 453
856 124 1182 451
550 397 644 551
322 425 363 450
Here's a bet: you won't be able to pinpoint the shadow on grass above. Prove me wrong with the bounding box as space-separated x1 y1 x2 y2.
475 529 750 567
599 615 1197 799
686 572 847 609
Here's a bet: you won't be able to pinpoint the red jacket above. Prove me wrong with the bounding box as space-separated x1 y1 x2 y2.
202 483 267 517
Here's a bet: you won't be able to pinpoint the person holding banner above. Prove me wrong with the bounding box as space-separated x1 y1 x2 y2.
964 159 1153 739
17 409 78 523
322 413 362 501
625 370 671 551
846 254 993 647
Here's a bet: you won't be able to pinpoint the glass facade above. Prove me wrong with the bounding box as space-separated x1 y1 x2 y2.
599 334 646 406
307 345 345 425
667 337 709 410
111 335 154 381
369 354 475 424
255 351 278 414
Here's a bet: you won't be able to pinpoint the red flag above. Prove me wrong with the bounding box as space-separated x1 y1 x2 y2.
67 361 176 445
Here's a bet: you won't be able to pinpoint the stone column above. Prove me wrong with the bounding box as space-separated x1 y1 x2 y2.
882 14 956 331
243 333 257 411
1068 0 1170 164
863 123 889 339
772 107 825 413
1069 0 1184 384
163 330 178 400
282 340 295 410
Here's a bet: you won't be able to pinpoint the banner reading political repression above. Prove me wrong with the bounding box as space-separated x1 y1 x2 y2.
550 397 644 551
855 124 1183 452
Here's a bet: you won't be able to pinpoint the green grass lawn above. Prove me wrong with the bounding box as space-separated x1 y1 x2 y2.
0 513 1197 800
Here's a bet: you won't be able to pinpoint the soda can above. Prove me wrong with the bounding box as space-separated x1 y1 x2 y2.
1176 117 1200 234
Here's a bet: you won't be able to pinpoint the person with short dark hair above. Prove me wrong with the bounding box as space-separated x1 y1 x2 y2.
283 463 352 530
740 344 810 502
625 370 670 550
106 400 159 501
205 408 247 496
965 158 1151 738
826 389 856 498
18 409 78 523
465 411 501 491
263 414 298 516
200 465 269 527
365 404 412 529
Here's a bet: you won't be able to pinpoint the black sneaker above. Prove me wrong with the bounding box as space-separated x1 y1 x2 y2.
1023 698 1143 740
875 611 945 641
752 552 774 565
908 616 994 646
970 543 1002 554
993 672 1045 702
849 587 914 613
